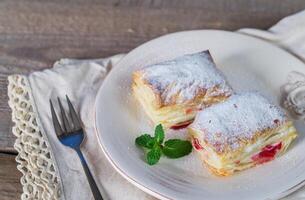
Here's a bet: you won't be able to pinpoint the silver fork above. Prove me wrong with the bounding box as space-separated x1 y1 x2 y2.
50 95 104 200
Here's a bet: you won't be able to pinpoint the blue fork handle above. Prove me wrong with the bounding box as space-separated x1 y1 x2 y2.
76 149 104 200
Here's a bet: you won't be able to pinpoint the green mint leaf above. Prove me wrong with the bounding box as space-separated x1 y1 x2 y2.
135 134 155 149
154 124 164 144
147 147 162 165
162 139 192 158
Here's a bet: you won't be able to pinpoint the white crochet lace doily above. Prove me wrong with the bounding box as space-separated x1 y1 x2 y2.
8 75 62 200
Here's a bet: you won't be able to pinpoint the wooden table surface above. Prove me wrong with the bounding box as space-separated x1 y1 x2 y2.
1 0 305 199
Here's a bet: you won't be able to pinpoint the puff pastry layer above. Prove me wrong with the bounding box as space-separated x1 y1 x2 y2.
189 92 298 176
132 51 233 129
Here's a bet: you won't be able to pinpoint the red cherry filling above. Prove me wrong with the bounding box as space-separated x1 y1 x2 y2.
251 142 282 164
185 108 194 114
185 107 203 114
170 121 193 130
192 138 204 150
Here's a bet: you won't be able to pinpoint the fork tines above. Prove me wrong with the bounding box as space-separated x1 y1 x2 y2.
50 95 82 137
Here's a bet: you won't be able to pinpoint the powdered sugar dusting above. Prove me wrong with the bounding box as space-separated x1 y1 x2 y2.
190 92 287 152
141 51 232 105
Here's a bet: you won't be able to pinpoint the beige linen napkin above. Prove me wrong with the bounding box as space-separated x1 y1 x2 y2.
8 55 157 200
7 10 305 200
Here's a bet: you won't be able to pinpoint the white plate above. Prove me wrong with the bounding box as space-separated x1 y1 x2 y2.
95 30 305 200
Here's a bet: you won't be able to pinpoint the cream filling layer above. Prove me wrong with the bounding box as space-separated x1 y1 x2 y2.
190 123 297 171
133 82 227 128
133 83 196 128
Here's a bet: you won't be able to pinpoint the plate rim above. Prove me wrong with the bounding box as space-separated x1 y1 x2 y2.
94 29 305 200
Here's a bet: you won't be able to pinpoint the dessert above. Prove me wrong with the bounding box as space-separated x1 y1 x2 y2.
188 92 298 176
132 50 233 129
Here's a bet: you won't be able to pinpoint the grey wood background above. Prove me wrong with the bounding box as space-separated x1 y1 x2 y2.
1 0 305 199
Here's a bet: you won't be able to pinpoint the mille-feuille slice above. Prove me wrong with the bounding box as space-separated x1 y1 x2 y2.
132 50 233 129
188 92 297 176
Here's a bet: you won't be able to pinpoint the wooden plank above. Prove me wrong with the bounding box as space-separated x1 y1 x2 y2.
0 74 15 153
0 0 304 70
0 153 22 200
1 0 305 152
